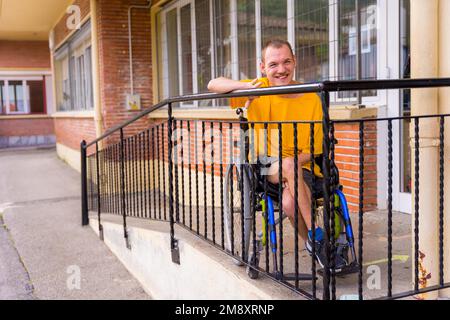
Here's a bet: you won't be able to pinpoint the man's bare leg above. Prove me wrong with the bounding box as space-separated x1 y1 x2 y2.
267 158 313 240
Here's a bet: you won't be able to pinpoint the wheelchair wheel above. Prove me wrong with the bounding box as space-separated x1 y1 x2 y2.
223 164 253 266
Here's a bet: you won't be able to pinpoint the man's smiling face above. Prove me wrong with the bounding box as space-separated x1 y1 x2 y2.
260 44 296 87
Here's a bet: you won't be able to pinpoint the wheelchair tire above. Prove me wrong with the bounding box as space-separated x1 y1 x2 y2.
223 164 253 266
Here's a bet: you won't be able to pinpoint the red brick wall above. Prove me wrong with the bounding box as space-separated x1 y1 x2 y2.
53 0 91 49
0 41 50 69
0 118 54 136
96 0 153 142
54 117 96 151
335 122 377 213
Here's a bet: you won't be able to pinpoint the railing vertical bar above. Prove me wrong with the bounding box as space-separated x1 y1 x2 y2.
240 120 246 262
202 121 208 239
96 142 102 235
181 120 186 225
127 137 132 217
309 122 317 298
124 137 129 216
168 103 177 261
229 122 235 255
264 122 269 273
120 129 129 247
250 122 257 276
278 122 283 278
388 120 393 298
359 120 365 300
81 141 89 225
188 121 193 230
320 90 331 300
157 125 162 220
88 154 92 211
145 129 150 219
115 143 120 215
439 116 445 287
293 122 299 290
107 146 111 214
211 122 216 244
104 146 109 214
135 134 140 218
110 146 114 214
195 121 200 235
414 117 420 292
220 122 225 249
162 123 167 220
138 133 143 218
174 120 180 223
330 121 336 300
131 135 137 217
152 127 157 220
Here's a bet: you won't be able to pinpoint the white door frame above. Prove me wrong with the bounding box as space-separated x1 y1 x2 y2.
381 0 411 214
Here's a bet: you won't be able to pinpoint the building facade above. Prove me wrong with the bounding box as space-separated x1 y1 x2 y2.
0 0 428 215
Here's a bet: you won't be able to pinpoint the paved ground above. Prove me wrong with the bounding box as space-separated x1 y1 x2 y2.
0 147 150 300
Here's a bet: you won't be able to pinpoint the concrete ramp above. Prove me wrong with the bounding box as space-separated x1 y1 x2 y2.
89 214 302 300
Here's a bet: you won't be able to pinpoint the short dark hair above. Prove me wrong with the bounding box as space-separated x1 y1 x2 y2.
261 39 294 62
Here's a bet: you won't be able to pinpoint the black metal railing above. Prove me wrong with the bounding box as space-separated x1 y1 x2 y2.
81 78 450 300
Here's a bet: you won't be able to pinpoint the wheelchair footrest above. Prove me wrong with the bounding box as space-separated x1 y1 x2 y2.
317 261 360 277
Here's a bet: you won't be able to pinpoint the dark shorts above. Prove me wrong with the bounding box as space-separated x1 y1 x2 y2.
251 161 324 199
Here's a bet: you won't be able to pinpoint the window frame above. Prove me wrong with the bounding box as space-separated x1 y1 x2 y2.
0 76 46 115
156 0 386 107
53 21 93 112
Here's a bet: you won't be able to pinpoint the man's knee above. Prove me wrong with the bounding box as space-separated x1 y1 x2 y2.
281 158 303 178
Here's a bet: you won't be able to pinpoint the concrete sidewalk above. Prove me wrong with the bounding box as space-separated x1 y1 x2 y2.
0 147 150 300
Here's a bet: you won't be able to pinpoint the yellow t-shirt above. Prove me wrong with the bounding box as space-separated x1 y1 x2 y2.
230 77 323 177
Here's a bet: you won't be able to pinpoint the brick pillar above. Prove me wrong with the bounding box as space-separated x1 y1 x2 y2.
95 0 153 143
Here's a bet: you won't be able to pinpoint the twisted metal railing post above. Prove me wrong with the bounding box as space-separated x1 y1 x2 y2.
120 129 131 249
168 102 180 264
81 140 89 226
320 90 331 300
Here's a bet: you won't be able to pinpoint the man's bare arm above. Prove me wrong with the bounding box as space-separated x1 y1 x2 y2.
207 77 262 93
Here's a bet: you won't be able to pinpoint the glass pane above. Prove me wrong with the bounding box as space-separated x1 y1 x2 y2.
237 0 256 80
85 47 94 109
261 0 287 47
400 0 411 193
214 0 232 78
9 81 25 112
295 0 329 82
69 56 75 110
0 81 5 114
28 80 45 113
167 8 180 99
214 0 232 106
338 0 377 99
196 0 212 94
78 54 86 109
156 11 166 101
181 4 193 95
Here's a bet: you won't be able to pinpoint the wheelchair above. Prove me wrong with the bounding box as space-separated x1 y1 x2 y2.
223 108 359 281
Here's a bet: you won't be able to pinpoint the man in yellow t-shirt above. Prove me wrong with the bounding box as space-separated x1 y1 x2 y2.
208 39 343 270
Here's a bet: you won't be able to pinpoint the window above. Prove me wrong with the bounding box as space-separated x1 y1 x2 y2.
54 20 93 112
337 0 377 98
295 0 329 82
156 0 381 106
0 79 45 115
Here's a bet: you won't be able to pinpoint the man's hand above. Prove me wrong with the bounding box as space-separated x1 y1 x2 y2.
244 78 263 108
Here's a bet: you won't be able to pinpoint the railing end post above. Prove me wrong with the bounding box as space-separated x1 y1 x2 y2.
81 140 89 226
